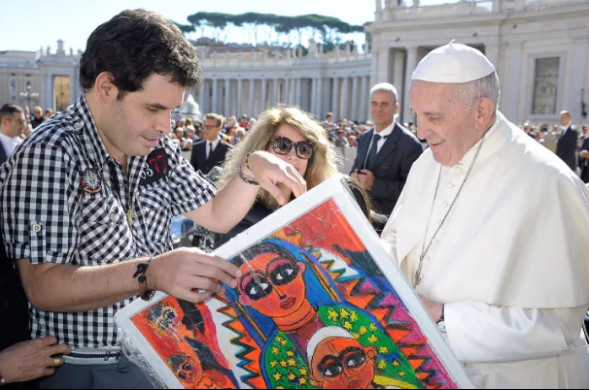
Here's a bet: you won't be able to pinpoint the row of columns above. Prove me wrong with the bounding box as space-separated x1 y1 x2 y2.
198 76 372 123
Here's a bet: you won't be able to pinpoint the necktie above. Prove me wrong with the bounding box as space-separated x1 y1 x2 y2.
365 134 382 170
207 143 213 161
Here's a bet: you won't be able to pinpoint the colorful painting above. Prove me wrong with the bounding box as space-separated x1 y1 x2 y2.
117 178 473 389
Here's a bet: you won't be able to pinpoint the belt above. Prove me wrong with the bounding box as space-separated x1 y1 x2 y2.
64 347 122 366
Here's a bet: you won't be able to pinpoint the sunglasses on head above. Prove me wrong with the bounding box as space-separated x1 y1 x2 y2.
269 136 316 160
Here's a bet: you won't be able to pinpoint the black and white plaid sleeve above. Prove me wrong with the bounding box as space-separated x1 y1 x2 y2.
166 139 217 217
1 141 78 265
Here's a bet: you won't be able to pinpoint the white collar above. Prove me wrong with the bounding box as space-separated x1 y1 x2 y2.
207 138 221 149
0 131 20 144
374 121 396 138
564 121 572 130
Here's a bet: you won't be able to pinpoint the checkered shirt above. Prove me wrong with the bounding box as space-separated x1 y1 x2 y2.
0 95 216 348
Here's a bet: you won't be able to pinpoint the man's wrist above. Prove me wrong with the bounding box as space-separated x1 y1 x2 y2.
0 355 11 385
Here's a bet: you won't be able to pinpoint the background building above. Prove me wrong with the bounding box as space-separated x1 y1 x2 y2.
1 0 587 126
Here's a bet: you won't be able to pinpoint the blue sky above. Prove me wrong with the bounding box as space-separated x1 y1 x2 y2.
0 0 447 52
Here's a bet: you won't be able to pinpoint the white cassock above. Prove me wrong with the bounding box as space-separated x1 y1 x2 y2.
381 113 589 389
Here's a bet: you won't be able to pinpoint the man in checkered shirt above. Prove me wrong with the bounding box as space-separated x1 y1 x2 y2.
0 10 306 389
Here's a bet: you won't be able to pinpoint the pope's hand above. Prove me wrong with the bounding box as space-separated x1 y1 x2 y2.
418 294 444 323
244 151 307 206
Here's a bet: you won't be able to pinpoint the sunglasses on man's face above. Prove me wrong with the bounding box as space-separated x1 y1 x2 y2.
269 136 316 160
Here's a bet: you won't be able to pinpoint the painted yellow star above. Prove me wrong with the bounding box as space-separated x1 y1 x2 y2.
280 360 288 368
327 309 339 322
353 333 360 339
300 378 308 386
400 372 406 377
393 361 400 367
379 346 389 354
271 361 278 368
299 368 308 376
340 308 350 319
281 340 288 346
370 323 378 332
350 311 359 323
272 347 280 355
378 359 387 370
368 334 378 344
274 372 282 382
276 336 284 343
288 372 296 381
343 321 353 331
288 359 297 367
359 326 368 335
286 351 295 357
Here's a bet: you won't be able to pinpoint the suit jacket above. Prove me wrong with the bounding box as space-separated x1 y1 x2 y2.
556 125 579 171
580 137 589 183
190 140 233 175
351 124 423 216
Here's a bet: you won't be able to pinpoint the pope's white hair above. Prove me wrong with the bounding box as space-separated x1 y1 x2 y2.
371 83 399 105
453 72 500 113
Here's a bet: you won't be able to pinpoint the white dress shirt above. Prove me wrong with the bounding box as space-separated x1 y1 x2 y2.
206 138 221 159
0 131 22 158
363 122 396 169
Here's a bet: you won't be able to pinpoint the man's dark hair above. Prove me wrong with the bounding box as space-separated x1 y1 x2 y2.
0 104 23 123
80 9 201 99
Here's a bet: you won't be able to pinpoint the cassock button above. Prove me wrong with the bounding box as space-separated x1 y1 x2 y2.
32 224 42 234
443 201 449 207
448 182 455 188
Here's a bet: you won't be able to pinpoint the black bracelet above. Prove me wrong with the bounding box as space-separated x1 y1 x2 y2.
133 257 155 301
239 168 259 186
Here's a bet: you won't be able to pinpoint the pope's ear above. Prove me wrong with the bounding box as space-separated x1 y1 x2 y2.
238 293 251 306
475 97 496 131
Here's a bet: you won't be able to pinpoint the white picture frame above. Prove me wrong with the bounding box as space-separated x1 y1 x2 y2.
116 176 473 389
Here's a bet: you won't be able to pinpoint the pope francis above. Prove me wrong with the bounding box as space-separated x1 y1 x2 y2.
381 42 589 389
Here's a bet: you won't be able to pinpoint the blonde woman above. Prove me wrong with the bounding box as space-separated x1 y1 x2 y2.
216 107 340 246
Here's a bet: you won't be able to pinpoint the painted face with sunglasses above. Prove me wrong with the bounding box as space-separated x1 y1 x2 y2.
310 337 378 390
267 124 316 178
237 252 308 322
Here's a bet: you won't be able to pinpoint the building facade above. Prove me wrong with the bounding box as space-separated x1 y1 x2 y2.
1 0 588 126
369 0 589 125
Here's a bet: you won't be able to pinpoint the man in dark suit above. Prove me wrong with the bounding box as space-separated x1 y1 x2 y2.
351 83 423 216
556 111 579 172
0 104 27 166
190 113 233 175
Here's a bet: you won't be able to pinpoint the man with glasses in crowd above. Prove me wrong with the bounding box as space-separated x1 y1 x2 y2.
190 113 233 175
0 105 26 166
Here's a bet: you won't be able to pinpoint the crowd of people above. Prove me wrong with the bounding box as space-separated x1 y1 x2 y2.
1 9 589 390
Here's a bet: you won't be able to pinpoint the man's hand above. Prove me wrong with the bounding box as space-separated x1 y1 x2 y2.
0 337 70 384
245 151 307 205
147 248 242 303
351 169 361 181
418 294 444 323
581 150 589 159
358 170 376 191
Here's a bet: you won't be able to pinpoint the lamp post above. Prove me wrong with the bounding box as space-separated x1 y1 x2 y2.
19 83 40 115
